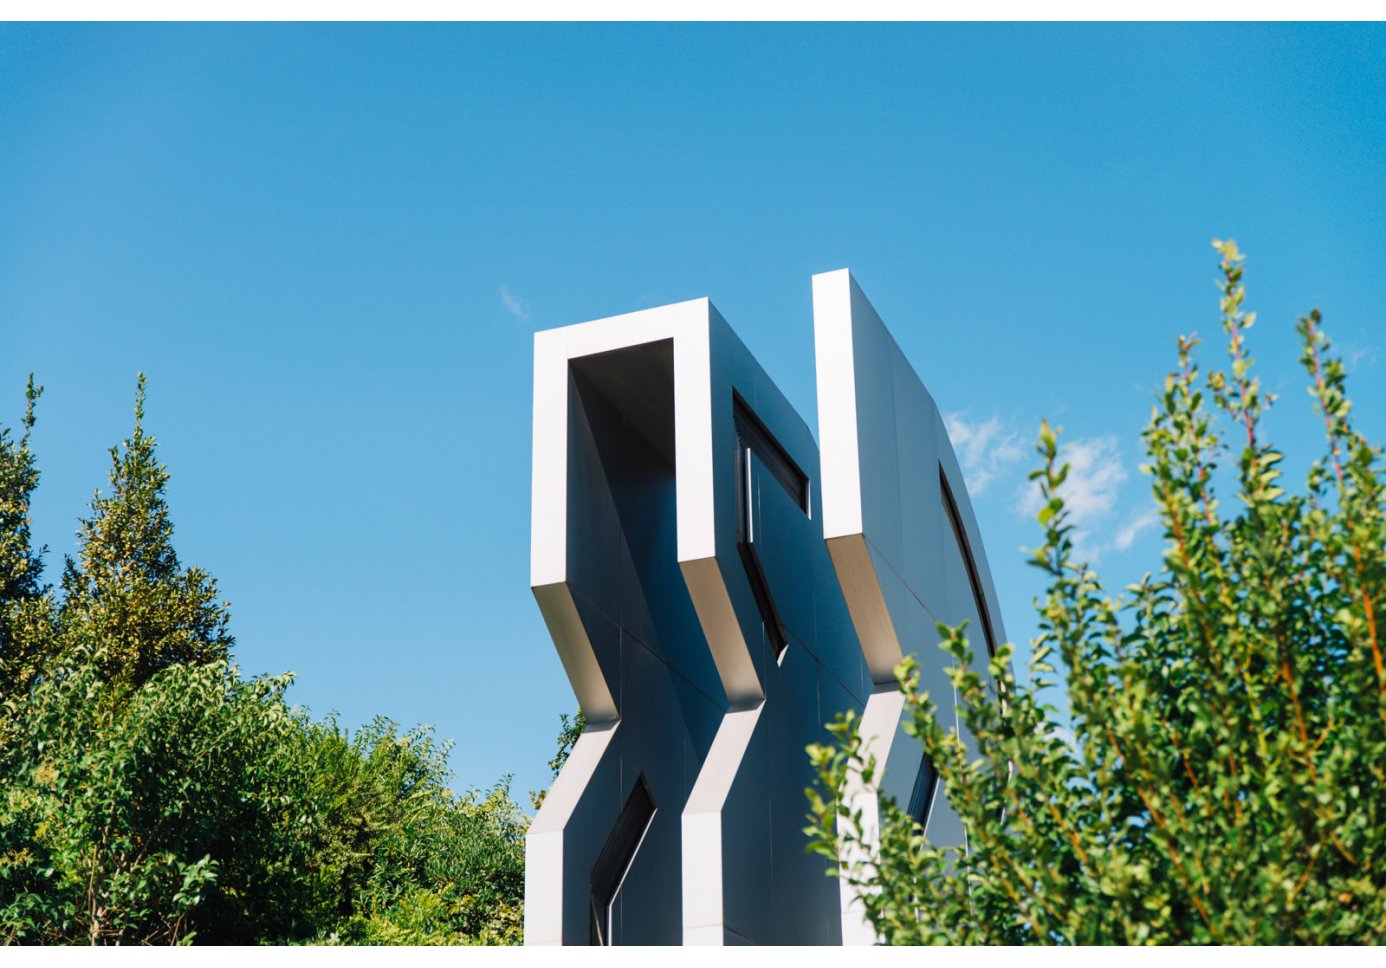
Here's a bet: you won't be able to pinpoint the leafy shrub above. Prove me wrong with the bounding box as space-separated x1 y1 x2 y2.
0 377 526 945
300 718 526 946
808 241 1386 944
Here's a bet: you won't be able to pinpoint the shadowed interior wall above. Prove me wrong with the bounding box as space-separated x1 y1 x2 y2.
562 340 722 944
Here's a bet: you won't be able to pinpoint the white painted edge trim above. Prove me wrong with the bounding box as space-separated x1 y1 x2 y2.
812 268 863 542
531 297 717 588
838 687 905 946
524 720 620 946
681 703 764 944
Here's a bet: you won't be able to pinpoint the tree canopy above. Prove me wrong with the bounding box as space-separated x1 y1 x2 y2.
0 376 526 945
58 375 232 690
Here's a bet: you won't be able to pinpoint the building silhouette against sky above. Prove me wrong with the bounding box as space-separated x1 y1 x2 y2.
525 270 1007 945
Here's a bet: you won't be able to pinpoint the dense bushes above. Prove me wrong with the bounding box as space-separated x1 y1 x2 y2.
0 377 525 945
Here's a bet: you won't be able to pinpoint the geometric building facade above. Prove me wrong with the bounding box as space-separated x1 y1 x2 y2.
524 270 1007 945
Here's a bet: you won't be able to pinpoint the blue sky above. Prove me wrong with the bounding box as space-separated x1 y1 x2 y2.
3 24 1384 798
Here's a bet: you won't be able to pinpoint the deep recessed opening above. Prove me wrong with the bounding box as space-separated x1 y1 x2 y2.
589 775 657 946
732 394 809 659
907 752 939 829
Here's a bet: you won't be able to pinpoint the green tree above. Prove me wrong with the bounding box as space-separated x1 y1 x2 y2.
0 657 311 944
303 718 526 945
0 376 58 722
59 375 232 689
531 708 585 810
0 657 528 945
808 241 1386 944
0 375 528 945
548 709 585 778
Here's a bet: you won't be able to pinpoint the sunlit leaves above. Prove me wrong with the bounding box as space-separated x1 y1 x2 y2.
807 241 1386 944
0 379 526 945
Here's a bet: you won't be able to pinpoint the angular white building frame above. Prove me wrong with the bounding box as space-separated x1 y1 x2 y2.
525 270 1008 946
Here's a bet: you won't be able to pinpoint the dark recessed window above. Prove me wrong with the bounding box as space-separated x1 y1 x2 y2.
940 468 997 659
733 394 809 659
907 753 939 829
589 776 656 946
733 392 809 514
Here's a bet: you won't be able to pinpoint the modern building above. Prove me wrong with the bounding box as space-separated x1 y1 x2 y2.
524 270 1007 946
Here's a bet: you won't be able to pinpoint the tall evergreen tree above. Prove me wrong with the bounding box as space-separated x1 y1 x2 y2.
60 375 231 687
0 374 527 945
0 376 56 721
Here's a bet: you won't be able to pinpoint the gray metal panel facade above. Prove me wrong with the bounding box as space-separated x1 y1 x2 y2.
525 273 1007 945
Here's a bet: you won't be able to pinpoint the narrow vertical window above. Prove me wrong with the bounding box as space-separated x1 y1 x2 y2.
939 468 998 659
733 393 809 659
589 776 657 946
907 753 939 828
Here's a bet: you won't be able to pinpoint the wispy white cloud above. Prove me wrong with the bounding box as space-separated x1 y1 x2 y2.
499 285 530 322
1347 343 1380 369
1008 428 1172 563
1018 434 1125 521
944 412 1026 497
1016 434 1128 562
1113 508 1159 553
